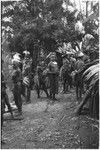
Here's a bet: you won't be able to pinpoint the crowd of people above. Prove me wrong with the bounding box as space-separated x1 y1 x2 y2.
1 48 90 143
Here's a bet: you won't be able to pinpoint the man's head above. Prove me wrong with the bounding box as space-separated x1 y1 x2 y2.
40 61 45 67
50 53 57 61
23 50 30 59
12 61 18 69
63 58 69 65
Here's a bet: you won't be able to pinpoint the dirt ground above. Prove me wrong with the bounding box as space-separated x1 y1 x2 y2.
1 88 99 149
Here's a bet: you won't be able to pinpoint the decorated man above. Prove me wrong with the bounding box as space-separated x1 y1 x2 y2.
48 53 59 100
22 50 32 103
35 61 49 98
12 62 22 115
60 58 72 93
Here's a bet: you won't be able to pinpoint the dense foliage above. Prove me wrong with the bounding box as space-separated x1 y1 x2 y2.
2 0 80 68
1 0 99 119
2 1 99 65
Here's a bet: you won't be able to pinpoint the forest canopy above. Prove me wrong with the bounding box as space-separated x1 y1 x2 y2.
2 0 99 65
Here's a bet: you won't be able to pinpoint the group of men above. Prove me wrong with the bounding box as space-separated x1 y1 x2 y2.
60 51 86 93
35 52 59 100
35 50 88 101
1 49 89 145
1 51 33 143
1 51 60 138
1 50 87 130
1 50 32 128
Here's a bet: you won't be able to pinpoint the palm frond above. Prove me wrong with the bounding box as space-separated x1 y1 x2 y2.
76 62 99 118
89 76 99 88
85 71 99 83
83 63 99 81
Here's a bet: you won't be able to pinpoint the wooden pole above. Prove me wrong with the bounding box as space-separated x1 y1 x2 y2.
82 0 89 17
86 1 89 17
79 0 82 12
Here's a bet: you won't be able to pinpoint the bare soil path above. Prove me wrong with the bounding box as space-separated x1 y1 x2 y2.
1 89 99 149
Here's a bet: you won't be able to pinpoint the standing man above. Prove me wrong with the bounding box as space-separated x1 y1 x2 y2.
1 59 14 144
35 61 49 98
70 55 76 72
1 59 14 128
22 50 32 103
1 71 14 133
48 53 59 101
75 51 84 100
12 62 22 115
75 52 84 71
60 58 72 93
1 71 14 118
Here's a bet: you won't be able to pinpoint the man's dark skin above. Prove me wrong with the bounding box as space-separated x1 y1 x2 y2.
12 64 22 115
36 61 49 98
1 68 14 144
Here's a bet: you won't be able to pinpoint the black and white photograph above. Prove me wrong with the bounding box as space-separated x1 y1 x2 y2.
1 0 99 149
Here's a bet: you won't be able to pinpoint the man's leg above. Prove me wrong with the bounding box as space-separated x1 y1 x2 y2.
14 93 19 112
1 100 5 127
37 88 40 98
26 87 31 103
21 84 25 97
1 112 3 127
42 81 49 98
63 80 66 93
76 85 79 100
13 85 22 114
49 75 53 99
36 80 40 98
17 85 22 114
44 88 49 97
4 93 14 117
63 79 67 93
69 76 72 89
1 99 6 144
14 92 22 115
79 85 82 99
52 75 57 101
18 94 22 114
